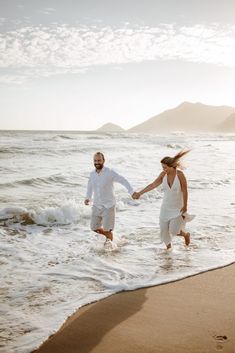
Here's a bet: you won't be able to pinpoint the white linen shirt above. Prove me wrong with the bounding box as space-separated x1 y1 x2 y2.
86 167 134 208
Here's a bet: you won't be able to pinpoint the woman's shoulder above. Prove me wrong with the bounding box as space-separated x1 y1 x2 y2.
154 170 165 182
177 169 184 176
158 171 166 181
177 169 187 181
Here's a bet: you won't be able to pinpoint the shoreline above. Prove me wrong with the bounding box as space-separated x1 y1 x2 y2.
34 263 235 353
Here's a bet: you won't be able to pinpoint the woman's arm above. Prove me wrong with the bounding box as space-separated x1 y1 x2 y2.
133 171 165 199
178 171 188 213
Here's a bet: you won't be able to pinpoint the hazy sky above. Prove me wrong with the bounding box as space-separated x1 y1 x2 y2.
1 0 235 130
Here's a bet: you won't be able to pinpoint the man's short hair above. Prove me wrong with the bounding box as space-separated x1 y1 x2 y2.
94 152 105 160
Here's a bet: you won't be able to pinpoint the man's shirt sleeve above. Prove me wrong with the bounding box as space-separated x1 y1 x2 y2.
111 170 134 195
85 174 93 199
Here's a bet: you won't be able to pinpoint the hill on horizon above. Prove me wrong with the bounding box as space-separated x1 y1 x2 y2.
128 102 235 133
97 122 125 132
219 113 235 132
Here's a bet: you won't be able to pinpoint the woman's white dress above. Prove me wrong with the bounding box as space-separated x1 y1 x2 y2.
159 172 194 245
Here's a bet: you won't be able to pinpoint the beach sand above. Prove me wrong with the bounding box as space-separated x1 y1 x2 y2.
34 263 235 353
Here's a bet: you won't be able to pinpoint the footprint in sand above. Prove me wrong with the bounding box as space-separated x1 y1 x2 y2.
214 335 228 351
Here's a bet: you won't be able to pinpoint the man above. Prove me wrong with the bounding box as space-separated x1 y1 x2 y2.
84 152 134 243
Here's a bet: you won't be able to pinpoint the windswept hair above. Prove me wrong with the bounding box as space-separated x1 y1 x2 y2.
161 149 190 169
94 151 105 160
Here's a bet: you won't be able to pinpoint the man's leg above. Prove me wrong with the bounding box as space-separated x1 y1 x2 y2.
102 206 115 241
90 206 103 236
91 206 114 241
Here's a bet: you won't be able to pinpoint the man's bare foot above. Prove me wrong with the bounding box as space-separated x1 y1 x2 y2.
95 228 104 235
166 243 172 250
183 232 190 246
95 228 113 241
103 230 113 241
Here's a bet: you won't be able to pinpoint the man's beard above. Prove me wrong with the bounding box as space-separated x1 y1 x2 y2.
95 164 103 170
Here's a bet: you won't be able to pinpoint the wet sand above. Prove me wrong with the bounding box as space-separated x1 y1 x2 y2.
34 263 235 353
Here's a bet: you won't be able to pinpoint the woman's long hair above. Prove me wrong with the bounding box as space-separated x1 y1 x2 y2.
161 149 190 169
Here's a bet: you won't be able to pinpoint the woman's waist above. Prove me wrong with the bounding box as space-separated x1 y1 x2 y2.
161 198 183 207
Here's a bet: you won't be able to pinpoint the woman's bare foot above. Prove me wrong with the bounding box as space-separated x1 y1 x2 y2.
178 230 190 246
183 232 190 246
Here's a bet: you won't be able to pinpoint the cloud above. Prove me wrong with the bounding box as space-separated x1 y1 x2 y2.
0 74 26 85
0 23 235 84
38 7 56 15
0 17 6 25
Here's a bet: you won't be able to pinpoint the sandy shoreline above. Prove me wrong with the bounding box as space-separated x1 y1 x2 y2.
34 264 235 353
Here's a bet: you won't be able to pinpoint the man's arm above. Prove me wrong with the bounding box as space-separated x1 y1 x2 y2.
112 170 134 195
84 175 93 205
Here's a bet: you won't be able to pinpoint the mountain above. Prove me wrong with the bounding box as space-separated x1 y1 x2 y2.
97 123 125 132
128 102 235 132
219 113 235 132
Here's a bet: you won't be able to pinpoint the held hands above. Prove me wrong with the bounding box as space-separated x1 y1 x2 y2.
84 199 90 205
132 192 141 200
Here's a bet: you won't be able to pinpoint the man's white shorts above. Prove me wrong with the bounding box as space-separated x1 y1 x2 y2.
90 206 115 231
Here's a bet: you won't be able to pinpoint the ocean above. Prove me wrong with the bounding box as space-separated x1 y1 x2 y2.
0 130 235 353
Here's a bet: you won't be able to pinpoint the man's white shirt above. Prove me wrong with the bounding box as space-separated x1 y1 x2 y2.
86 167 134 208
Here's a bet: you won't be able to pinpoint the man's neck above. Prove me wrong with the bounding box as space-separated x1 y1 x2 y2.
96 166 104 174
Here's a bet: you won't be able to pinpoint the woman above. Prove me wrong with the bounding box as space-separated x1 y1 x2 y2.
133 150 193 249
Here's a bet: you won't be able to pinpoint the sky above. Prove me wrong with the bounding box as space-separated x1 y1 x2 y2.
0 0 235 131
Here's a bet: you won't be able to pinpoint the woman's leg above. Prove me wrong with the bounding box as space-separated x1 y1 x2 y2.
170 216 190 246
159 218 172 249
178 230 190 246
